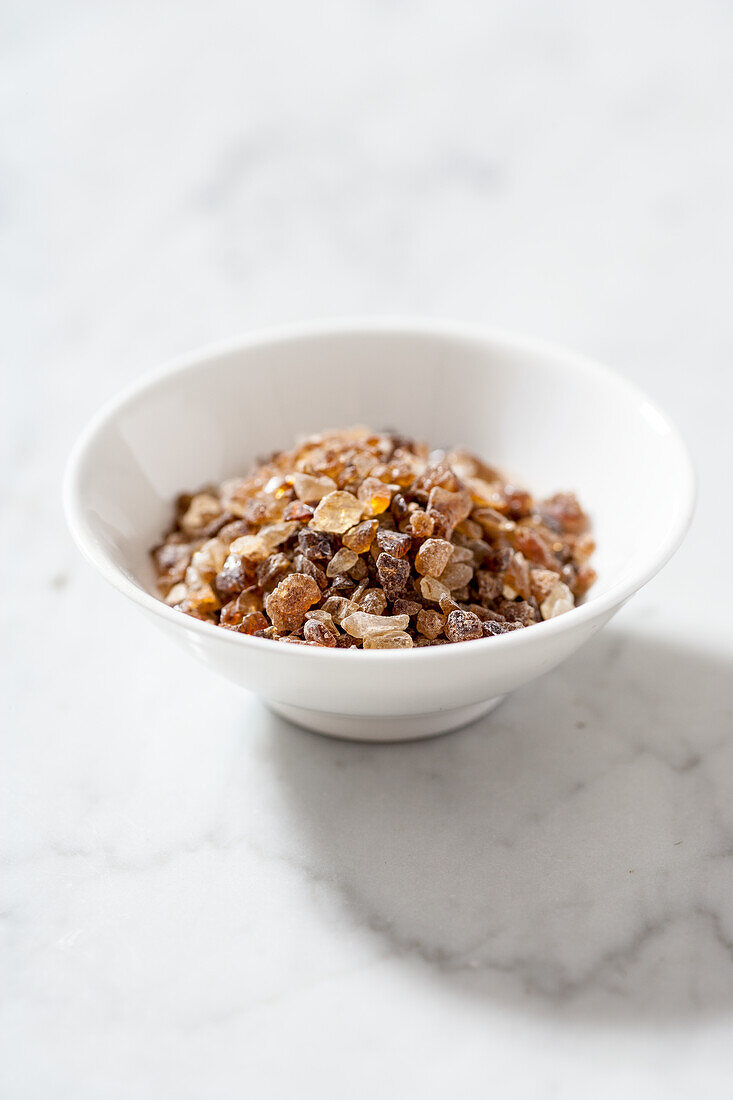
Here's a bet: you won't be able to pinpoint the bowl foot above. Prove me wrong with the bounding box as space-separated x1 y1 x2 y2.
266 696 506 742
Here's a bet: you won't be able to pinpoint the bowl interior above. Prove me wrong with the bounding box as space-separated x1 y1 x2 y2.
69 325 692 608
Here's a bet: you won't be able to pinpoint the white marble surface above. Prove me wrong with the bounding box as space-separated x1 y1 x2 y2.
2 1 733 1095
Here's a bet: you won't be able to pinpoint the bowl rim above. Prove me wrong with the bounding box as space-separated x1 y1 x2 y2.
63 316 696 663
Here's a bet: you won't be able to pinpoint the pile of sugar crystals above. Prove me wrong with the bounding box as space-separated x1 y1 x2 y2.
153 427 596 649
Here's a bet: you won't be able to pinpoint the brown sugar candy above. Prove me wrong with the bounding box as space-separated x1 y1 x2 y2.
311 491 363 534
152 427 594 647
358 477 393 517
375 529 412 558
445 609 483 642
416 609 446 639
376 553 410 599
414 538 453 577
303 618 338 647
343 520 378 553
265 574 321 632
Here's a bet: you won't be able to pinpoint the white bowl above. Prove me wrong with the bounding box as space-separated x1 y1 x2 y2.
64 319 694 741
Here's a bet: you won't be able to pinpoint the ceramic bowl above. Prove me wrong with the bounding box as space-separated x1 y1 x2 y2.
64 319 694 741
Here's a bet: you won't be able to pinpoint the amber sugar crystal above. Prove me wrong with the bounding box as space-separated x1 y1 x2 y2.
152 427 594 648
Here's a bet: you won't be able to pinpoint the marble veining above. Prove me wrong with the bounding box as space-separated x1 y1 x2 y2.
2 0 733 1096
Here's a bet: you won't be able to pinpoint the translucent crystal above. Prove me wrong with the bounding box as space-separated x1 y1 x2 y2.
325 574 356 596
376 553 410 599
388 458 420 487
293 553 328 591
444 449 478 479
419 575 451 604
215 553 250 599
417 460 459 493
458 537 492 564
220 586 263 627
176 601 215 621
297 528 334 562
375 529 412 559
454 518 483 540
362 631 414 649
392 598 421 617
256 552 292 591
476 570 502 603
529 568 561 604
351 580 369 604
357 477 394 517
440 562 474 590
289 472 337 502
305 609 336 626
499 599 539 626
265 573 321 631
575 564 597 597
219 478 262 520
252 498 283 529
449 545 474 564
472 507 516 537
540 581 575 620
326 548 359 577
310 491 364 534
503 486 533 519
238 611 269 635
427 487 472 535
347 450 379 480
503 552 531 601
445 609 483 643
217 519 253 544
342 611 410 638
182 575 220 615
426 512 450 541
321 596 359 624
358 588 388 616
482 619 522 637
229 534 270 562
390 493 411 528
561 562 578 591
342 520 378 553
416 608 446 639
569 532 596 564
540 492 589 534
180 492 223 534
303 619 338 646
484 546 513 574
438 593 461 615
349 557 368 581
464 476 507 510
154 543 191 591
282 500 315 523
165 582 187 606
414 538 453 577
190 538 229 582
258 522 298 552
513 525 555 569
407 510 435 538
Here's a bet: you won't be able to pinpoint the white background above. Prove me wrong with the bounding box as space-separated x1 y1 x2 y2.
2 1 733 1096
